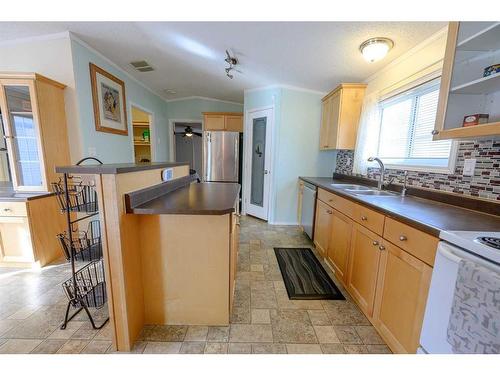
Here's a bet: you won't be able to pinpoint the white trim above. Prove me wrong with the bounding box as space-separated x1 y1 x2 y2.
244 84 327 96
168 118 203 163
0 31 71 46
365 26 449 84
68 32 166 101
242 105 275 221
270 221 299 226
130 102 156 162
165 95 243 106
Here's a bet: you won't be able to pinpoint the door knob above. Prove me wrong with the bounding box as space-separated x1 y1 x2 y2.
361 216 367 221
264 170 269 174
379 245 386 251
399 235 407 241
372 241 379 246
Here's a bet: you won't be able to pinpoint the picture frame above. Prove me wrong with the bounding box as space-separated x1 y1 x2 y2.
90 62 128 135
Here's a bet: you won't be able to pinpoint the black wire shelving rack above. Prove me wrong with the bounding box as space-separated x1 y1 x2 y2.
52 157 109 330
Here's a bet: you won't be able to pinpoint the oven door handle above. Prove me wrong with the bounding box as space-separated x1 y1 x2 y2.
439 246 463 264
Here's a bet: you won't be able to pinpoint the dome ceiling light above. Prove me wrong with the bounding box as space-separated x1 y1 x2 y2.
359 37 394 63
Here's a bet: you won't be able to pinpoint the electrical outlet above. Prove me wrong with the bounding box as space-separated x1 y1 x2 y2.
88 147 96 157
463 158 476 176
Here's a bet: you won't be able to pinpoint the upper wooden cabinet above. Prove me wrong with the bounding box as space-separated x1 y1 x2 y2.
203 112 243 132
0 73 70 192
319 83 366 150
433 22 500 140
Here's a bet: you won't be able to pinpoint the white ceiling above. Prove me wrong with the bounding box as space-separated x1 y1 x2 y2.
0 22 446 102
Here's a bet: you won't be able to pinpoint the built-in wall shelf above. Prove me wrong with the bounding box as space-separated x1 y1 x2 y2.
134 142 150 146
457 23 500 52
133 121 149 128
436 122 500 140
451 73 500 94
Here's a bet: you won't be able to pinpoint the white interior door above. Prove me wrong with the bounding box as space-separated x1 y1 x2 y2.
245 108 273 220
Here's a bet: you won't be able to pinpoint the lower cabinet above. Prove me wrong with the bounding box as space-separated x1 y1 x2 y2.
327 209 352 283
347 223 383 317
313 199 332 257
373 242 433 353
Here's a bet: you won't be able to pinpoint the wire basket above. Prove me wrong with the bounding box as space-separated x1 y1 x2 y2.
62 259 107 308
57 220 102 262
51 177 98 213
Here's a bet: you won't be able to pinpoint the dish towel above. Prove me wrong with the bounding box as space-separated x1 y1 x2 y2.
447 259 500 354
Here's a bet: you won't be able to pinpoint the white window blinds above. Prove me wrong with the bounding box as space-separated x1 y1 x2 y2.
376 78 453 170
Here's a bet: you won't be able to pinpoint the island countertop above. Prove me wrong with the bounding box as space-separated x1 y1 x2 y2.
55 161 189 175
129 182 241 215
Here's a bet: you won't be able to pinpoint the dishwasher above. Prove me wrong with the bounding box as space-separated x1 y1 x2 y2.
300 182 317 240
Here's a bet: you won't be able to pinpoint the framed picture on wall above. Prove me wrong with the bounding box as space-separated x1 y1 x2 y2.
90 62 128 135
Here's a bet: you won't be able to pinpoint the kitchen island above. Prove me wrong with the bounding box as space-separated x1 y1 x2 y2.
55 162 240 352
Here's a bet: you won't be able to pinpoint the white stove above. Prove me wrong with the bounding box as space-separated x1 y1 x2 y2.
439 230 500 264
419 229 500 354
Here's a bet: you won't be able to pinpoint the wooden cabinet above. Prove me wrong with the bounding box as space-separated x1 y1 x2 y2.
203 112 243 132
347 223 383 316
0 196 65 268
319 84 366 150
327 209 353 283
433 22 500 140
0 73 70 192
307 187 439 353
373 242 433 353
229 212 240 312
313 199 332 257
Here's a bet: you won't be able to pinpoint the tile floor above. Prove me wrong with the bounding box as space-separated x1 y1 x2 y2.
0 215 391 354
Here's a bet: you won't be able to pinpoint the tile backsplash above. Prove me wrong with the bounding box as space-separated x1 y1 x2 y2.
335 139 500 201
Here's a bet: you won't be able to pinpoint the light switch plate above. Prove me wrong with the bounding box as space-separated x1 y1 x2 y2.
463 158 476 176
162 168 173 181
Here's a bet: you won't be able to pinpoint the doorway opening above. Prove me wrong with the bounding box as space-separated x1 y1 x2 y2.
173 122 203 176
131 106 153 163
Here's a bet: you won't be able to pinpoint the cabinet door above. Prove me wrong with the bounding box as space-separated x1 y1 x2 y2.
373 242 432 353
326 91 341 148
204 114 225 131
0 82 46 191
0 215 34 265
313 199 332 258
327 209 353 283
319 98 332 149
225 115 243 132
347 223 382 317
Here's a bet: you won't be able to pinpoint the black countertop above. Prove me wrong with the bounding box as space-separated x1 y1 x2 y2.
300 176 500 236
130 182 241 216
56 162 189 175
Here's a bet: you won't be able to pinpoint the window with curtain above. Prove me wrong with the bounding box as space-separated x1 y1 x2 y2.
376 78 454 171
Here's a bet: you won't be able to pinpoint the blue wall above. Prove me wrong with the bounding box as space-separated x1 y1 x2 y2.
71 39 171 163
244 87 336 224
167 97 243 121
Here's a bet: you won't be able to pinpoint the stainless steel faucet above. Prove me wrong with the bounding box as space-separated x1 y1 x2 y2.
367 157 385 190
401 170 408 197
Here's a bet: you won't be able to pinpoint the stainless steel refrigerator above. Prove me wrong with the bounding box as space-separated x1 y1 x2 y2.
203 131 242 183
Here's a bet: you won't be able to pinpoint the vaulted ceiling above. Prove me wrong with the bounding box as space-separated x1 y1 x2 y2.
0 22 446 102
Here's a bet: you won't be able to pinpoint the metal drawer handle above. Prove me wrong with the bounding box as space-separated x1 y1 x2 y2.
361 216 367 221
3 208 12 212
326 209 333 214
379 245 386 251
399 235 407 241
372 241 379 246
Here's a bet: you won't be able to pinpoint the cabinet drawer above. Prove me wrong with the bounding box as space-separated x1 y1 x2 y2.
0 201 28 217
317 188 355 217
353 204 385 236
383 218 438 267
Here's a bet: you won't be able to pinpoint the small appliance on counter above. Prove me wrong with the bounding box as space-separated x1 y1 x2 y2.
483 63 500 77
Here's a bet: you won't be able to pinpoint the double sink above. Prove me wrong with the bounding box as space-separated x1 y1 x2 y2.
331 183 398 197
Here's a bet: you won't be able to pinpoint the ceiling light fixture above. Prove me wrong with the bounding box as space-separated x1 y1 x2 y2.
359 37 394 63
224 50 241 79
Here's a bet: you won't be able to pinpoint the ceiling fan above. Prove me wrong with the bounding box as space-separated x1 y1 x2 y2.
225 50 242 79
174 126 202 138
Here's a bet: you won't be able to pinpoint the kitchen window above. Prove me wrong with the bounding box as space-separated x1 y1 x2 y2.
376 78 456 172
